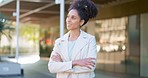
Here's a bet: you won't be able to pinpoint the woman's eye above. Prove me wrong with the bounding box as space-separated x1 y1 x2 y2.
72 16 76 19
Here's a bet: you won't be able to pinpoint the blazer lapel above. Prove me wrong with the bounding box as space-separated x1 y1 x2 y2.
59 32 70 61
71 30 89 60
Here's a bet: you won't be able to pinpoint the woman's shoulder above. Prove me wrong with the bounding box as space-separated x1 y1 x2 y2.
54 33 68 44
54 38 61 44
82 30 95 39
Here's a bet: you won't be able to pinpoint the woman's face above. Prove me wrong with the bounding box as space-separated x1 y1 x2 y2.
66 9 83 30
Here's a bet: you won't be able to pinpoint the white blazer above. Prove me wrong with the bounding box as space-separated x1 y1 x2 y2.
48 30 97 78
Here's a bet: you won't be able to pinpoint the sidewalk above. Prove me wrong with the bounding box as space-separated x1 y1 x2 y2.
0 57 142 78
95 70 140 78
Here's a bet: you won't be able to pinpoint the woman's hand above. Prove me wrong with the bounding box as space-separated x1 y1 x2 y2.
51 53 63 62
72 58 96 69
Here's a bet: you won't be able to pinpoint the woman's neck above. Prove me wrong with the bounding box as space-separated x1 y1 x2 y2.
69 30 80 41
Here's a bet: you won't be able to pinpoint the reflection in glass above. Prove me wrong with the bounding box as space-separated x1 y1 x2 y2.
95 17 128 73
95 17 127 52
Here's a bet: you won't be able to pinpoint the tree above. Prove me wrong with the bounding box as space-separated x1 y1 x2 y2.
0 13 14 59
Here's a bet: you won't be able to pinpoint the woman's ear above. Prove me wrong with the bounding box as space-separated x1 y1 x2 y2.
80 20 84 26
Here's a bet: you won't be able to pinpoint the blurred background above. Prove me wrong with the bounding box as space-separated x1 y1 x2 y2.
0 0 148 78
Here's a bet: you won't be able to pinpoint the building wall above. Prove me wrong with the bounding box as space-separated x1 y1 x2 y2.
98 0 148 19
140 13 148 77
127 15 140 75
92 0 148 77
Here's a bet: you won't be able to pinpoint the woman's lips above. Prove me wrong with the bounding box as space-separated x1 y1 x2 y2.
67 23 71 26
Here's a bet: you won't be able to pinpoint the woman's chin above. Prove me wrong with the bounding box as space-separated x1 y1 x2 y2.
67 26 71 30
67 28 71 30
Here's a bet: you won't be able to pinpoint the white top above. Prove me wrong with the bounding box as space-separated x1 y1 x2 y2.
68 40 76 60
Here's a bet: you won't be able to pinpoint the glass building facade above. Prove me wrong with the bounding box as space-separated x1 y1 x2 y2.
86 13 148 77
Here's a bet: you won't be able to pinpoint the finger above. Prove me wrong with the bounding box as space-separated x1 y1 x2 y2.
90 62 95 66
53 55 60 59
55 52 58 55
56 54 61 57
87 62 95 66
52 57 59 62
86 61 95 66
52 55 58 58
52 55 58 59
89 58 96 60
51 55 55 59
87 60 95 64
85 58 95 62
86 59 95 63
55 55 61 60
56 52 60 55
51 57 56 61
86 65 92 69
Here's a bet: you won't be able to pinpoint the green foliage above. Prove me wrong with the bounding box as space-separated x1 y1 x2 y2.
20 23 39 42
0 13 14 40
0 13 6 31
0 21 4 31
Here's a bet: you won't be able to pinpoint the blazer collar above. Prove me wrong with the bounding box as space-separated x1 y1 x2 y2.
60 30 89 61
61 30 88 41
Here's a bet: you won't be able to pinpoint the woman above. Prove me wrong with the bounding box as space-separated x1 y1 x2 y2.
48 0 98 78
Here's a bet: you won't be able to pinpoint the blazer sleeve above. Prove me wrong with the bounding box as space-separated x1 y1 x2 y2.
48 39 73 73
66 36 97 73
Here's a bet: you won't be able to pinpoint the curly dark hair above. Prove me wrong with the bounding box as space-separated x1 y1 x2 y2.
68 0 98 26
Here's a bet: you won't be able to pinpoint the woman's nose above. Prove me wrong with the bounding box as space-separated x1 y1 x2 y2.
66 17 71 22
